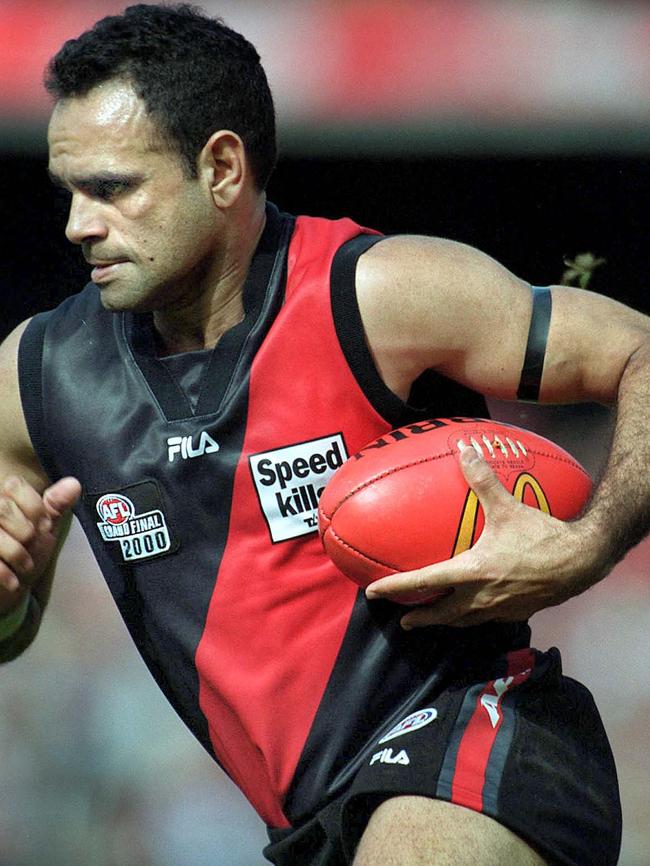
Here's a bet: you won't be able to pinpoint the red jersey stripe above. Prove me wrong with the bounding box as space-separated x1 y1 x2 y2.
195 216 390 827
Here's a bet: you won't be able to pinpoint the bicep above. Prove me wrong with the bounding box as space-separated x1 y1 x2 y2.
356 235 533 400
356 235 650 405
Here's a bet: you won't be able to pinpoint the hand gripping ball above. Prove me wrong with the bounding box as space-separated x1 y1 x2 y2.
318 418 592 604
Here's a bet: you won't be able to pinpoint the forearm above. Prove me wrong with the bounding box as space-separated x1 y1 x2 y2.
0 511 71 665
578 338 650 576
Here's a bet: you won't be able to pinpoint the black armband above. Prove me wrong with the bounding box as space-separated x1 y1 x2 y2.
516 286 552 401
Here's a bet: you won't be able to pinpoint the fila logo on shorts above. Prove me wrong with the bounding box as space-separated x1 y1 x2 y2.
249 434 348 542
378 708 438 744
370 748 410 766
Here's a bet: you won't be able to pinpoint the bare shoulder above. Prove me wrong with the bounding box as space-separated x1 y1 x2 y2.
358 233 520 279
354 234 650 405
354 235 532 400
0 320 48 492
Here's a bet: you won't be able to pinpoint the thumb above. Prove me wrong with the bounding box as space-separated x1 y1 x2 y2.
42 477 82 524
458 445 511 517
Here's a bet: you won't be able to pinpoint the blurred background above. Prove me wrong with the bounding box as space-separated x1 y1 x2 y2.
1 1 649 864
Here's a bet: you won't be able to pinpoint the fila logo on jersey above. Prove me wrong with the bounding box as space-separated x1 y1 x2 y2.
378 708 438 744
249 434 348 542
370 748 410 766
167 430 219 462
95 492 172 562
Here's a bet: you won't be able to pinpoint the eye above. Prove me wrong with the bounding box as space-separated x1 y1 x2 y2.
88 179 133 201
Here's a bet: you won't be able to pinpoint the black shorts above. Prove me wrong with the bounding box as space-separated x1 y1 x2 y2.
264 645 621 866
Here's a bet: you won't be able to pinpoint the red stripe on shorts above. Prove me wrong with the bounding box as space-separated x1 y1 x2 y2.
451 647 536 811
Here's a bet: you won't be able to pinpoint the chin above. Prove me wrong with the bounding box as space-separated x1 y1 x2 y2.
97 289 132 312
97 283 154 313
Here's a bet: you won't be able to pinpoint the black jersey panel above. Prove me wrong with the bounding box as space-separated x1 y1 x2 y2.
282 591 530 824
330 235 489 427
17 207 294 763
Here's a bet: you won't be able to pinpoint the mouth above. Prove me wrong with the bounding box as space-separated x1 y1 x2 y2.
89 260 128 283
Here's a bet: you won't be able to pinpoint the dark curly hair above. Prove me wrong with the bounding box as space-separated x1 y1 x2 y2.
45 4 277 190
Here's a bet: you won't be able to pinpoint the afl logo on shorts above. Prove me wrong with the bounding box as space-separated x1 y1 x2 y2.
378 708 438 744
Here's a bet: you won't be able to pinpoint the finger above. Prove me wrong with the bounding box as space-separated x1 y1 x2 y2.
365 566 445 601
365 548 478 600
42 477 82 525
400 588 532 629
400 597 498 630
0 527 34 583
395 584 467 626
0 492 39 547
1 476 49 537
0 562 20 592
458 445 512 517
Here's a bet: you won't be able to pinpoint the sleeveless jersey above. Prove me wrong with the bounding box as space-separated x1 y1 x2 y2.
19 204 520 829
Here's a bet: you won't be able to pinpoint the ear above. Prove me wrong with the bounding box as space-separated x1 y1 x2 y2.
198 130 247 208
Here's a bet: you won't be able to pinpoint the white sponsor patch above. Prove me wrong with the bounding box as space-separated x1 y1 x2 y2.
378 708 438 744
96 493 172 562
249 434 347 542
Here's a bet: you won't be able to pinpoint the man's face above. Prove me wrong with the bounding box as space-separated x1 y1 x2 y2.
47 80 218 312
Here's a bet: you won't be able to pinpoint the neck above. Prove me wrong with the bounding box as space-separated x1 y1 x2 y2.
153 198 267 354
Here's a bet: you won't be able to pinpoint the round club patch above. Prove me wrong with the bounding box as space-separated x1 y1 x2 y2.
96 494 135 525
378 708 438 744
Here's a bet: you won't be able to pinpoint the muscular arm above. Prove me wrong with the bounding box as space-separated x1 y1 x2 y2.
355 236 650 625
0 321 81 661
581 339 650 567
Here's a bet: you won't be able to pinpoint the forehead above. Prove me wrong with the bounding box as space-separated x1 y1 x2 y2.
48 80 167 171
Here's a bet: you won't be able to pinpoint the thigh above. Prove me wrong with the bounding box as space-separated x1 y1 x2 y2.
353 796 548 866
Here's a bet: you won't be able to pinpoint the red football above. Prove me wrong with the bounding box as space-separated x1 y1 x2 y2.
318 418 592 604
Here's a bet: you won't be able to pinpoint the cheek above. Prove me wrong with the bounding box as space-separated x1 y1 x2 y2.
150 200 215 266
159 228 210 272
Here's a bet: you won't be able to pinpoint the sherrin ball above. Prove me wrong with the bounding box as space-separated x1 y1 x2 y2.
318 418 592 604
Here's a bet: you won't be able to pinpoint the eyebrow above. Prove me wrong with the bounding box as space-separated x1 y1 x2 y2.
46 169 141 189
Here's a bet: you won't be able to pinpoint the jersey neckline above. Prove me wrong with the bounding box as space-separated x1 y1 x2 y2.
123 203 294 422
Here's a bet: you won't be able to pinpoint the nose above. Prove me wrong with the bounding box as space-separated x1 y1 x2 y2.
65 192 109 245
